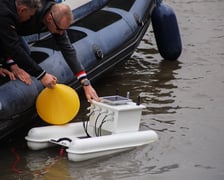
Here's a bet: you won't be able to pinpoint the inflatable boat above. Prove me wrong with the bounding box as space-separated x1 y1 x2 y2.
0 0 182 140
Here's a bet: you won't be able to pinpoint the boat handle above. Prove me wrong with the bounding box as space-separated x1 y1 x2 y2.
93 44 104 60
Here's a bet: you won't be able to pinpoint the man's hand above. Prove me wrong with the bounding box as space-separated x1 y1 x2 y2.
0 67 16 80
10 64 31 85
40 73 57 88
83 84 100 103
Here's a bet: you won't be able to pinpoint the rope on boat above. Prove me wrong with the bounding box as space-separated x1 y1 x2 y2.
11 147 23 174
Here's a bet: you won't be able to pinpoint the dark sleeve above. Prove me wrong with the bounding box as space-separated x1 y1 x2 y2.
53 31 85 75
0 17 45 79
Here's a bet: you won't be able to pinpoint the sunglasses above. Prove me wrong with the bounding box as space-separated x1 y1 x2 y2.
50 12 66 31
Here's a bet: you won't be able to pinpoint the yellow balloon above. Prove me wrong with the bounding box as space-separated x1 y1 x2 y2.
36 84 80 125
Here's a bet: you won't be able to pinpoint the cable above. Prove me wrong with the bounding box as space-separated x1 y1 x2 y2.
94 112 102 136
82 119 91 137
98 115 108 136
82 110 95 137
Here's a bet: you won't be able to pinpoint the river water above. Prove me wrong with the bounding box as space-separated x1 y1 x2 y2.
1 0 224 179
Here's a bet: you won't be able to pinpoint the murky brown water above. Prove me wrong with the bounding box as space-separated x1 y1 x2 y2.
1 0 224 179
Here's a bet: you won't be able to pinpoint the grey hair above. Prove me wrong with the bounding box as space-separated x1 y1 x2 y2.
16 0 42 9
51 3 74 25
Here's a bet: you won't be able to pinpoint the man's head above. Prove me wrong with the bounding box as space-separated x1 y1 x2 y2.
45 3 74 35
16 0 42 22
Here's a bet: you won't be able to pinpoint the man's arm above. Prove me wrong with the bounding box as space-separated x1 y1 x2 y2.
0 17 45 79
0 17 57 88
53 31 99 102
53 31 86 78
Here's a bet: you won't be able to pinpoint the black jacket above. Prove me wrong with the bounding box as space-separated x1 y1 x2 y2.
17 0 85 77
0 0 45 79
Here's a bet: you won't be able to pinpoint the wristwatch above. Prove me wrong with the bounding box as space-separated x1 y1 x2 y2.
81 79 90 86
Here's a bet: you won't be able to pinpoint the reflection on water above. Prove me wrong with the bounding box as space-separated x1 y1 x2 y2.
1 0 224 179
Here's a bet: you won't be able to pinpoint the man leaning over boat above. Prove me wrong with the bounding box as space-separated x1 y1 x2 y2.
0 0 99 103
0 0 57 88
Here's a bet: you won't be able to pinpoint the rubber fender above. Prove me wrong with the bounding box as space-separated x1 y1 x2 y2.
151 3 182 60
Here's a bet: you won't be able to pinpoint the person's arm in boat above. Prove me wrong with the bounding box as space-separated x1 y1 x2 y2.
3 57 57 88
1 38 57 88
54 31 99 102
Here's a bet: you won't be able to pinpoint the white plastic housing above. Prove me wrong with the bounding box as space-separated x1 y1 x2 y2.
89 100 145 134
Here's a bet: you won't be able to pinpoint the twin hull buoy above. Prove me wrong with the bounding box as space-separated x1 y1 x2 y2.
25 96 158 162
152 1 182 60
25 122 158 162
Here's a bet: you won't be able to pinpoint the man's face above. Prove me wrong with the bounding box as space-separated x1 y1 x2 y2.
48 13 70 35
17 6 36 22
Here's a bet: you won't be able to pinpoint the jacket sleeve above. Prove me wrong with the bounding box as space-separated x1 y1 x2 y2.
0 17 45 79
53 31 87 79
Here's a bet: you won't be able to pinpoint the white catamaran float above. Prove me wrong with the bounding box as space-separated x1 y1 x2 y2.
25 95 158 162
